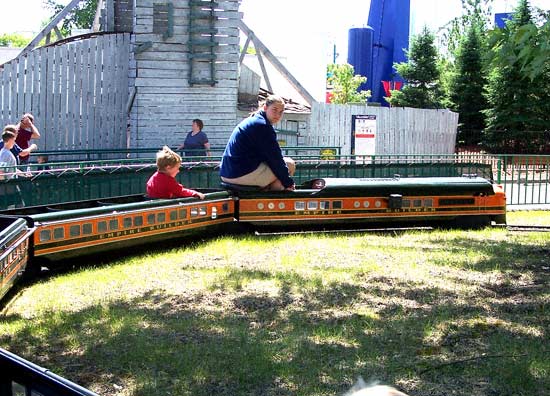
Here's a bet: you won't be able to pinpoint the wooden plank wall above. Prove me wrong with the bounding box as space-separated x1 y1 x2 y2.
0 33 131 155
131 0 241 149
307 103 459 155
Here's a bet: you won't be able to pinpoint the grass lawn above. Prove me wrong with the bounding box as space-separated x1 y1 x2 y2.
1 212 549 396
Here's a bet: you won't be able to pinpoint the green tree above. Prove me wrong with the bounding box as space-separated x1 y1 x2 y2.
387 26 443 109
0 33 31 47
326 63 370 104
439 0 493 56
43 0 98 36
483 0 550 153
448 23 488 146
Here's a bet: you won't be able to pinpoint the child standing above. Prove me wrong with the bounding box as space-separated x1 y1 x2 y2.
146 146 205 199
0 130 18 180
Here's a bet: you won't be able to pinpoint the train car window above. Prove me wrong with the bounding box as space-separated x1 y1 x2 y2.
69 225 81 237
53 227 64 240
413 199 422 207
39 229 51 242
424 199 433 207
123 217 133 228
294 201 305 211
83 223 93 235
190 208 198 217
109 219 119 230
222 203 228 212
157 213 166 222
11 381 26 396
134 216 143 227
333 201 343 209
147 214 156 225
179 209 187 219
211 207 218 219
320 201 330 210
199 207 207 216
170 210 178 221
98 221 107 232
307 201 318 210
363 201 370 208
402 199 411 208
439 198 475 206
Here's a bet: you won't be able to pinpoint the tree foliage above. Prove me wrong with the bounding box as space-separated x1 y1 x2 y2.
387 26 443 109
483 0 550 153
326 63 370 104
43 0 98 36
438 0 494 56
447 22 488 146
0 34 31 48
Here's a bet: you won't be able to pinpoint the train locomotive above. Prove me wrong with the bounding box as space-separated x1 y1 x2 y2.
1 175 506 301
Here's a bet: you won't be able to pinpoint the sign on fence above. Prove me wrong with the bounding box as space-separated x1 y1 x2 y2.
352 114 377 156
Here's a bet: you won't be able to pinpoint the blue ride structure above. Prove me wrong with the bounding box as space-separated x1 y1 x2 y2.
347 0 410 106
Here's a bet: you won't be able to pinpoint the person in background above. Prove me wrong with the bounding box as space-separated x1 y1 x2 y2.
0 130 20 180
0 125 37 164
15 113 40 164
220 95 295 191
37 155 50 171
177 118 210 157
146 146 205 199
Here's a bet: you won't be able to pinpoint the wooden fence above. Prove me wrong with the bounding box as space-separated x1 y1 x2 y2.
0 33 131 153
306 103 459 155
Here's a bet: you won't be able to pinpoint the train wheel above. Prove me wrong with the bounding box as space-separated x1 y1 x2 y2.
456 216 491 229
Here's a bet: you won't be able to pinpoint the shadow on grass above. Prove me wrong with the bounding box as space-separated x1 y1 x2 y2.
0 233 548 396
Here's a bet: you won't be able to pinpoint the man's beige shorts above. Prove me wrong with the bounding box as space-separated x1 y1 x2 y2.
221 162 276 188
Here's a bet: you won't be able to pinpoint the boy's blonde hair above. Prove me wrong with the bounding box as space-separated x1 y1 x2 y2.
2 130 16 142
3 124 17 133
156 146 181 171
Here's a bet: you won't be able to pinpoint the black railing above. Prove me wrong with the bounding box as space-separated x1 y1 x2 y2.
0 348 98 396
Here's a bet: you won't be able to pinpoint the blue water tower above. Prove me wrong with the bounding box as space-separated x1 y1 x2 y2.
347 27 374 94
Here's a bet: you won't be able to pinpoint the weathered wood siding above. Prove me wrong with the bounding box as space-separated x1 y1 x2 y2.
130 0 241 149
0 33 131 153
306 103 458 155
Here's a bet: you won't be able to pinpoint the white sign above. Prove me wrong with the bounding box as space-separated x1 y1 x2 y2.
353 115 376 156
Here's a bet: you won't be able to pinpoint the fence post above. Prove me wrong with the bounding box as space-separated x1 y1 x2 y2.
496 157 502 184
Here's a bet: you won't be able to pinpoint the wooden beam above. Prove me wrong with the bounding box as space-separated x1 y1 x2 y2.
255 50 272 93
92 0 105 32
238 20 316 106
20 0 84 56
239 35 251 64
53 26 63 41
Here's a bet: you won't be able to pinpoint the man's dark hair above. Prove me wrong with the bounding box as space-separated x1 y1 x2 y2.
192 119 204 130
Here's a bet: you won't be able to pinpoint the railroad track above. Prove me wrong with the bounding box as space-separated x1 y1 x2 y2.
505 224 550 232
255 225 550 236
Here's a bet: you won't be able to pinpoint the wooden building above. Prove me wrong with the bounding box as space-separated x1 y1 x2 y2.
117 0 242 148
0 0 458 156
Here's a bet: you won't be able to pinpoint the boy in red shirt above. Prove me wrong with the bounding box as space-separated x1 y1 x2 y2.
146 146 205 199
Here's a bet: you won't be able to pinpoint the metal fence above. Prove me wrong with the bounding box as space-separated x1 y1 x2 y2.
1 153 549 209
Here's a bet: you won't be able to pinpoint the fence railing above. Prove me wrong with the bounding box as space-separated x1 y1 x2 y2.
1 153 549 208
30 146 341 162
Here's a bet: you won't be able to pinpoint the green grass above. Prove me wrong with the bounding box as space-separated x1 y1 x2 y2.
1 212 549 396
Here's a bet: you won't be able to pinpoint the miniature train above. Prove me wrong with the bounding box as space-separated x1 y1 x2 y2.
1 176 506 302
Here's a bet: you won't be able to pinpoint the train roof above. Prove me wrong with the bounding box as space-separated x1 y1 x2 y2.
231 176 496 198
306 176 495 197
